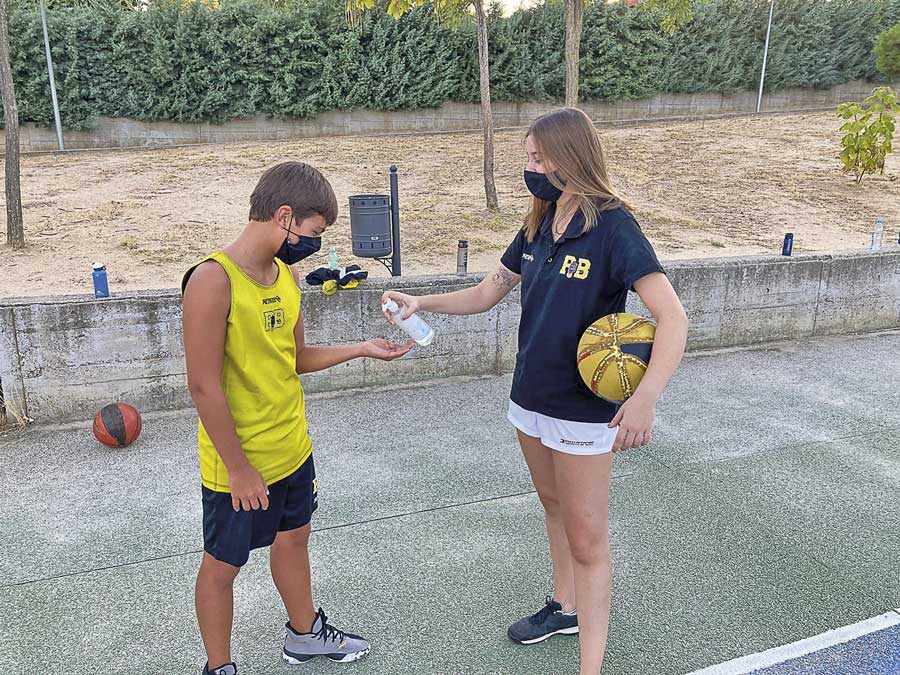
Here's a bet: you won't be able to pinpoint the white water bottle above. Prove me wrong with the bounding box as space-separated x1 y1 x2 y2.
870 218 885 251
382 299 435 347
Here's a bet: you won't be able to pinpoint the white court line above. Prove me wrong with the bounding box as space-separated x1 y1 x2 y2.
684 610 900 675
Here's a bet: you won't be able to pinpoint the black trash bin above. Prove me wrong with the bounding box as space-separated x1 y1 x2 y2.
349 194 392 259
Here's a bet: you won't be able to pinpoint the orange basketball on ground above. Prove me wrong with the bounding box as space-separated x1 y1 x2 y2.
93 403 142 448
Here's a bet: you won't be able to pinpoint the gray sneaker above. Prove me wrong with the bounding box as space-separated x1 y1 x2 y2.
201 663 236 675
507 596 579 644
283 608 370 664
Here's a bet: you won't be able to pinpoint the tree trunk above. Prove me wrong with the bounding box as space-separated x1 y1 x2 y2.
473 0 499 211
564 0 584 108
0 0 23 249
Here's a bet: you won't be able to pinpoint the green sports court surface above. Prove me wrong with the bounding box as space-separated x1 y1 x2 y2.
2 330 898 674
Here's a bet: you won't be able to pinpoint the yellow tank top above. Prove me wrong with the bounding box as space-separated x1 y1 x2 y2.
183 252 312 492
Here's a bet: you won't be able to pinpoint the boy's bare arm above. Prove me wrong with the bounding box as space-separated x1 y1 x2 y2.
290 267 412 373
183 262 269 511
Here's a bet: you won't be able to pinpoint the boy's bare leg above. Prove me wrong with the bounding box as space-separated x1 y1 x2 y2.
270 524 317 633
196 553 241 669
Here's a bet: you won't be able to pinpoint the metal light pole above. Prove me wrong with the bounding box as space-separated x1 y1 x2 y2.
756 0 775 114
39 0 64 150
388 165 401 277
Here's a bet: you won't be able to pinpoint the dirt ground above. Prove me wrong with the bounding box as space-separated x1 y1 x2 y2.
1 111 897 298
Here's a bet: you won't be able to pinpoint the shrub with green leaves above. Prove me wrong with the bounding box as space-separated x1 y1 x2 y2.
6 0 900 128
837 85 900 183
875 22 900 79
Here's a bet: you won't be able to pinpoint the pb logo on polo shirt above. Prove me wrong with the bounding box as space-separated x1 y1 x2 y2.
560 255 591 280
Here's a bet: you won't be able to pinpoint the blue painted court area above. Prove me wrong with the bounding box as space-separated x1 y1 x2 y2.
752 624 900 675
690 612 900 675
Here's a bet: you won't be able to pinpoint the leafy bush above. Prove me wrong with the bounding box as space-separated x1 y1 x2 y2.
837 85 900 183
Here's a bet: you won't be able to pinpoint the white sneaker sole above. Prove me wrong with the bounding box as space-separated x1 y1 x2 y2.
283 647 370 664
516 626 580 645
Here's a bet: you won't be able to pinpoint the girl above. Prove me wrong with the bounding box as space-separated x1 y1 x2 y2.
382 108 688 674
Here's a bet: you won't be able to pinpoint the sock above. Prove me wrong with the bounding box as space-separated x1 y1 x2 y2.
305 267 339 286
337 265 368 286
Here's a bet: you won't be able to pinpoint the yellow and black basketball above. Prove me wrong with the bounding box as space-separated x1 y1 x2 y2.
576 313 655 403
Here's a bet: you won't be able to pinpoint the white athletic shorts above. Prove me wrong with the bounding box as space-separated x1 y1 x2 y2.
507 400 618 455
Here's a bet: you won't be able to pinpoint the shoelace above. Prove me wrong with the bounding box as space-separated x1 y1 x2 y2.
528 596 559 625
314 608 346 644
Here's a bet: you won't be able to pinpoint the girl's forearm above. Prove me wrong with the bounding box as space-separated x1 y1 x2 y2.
634 312 688 401
419 285 491 315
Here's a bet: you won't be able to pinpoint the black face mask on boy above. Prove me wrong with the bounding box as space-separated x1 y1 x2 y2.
276 219 322 265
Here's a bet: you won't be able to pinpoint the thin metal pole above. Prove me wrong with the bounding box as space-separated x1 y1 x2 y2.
757 0 775 114
39 0 64 150
389 165 401 277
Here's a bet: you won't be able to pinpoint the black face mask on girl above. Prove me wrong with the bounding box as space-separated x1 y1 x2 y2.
524 170 564 202
276 219 322 265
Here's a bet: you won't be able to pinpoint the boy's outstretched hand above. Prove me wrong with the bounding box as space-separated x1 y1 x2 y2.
361 338 415 361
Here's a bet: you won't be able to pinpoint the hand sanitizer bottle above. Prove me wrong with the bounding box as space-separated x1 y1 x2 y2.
381 299 435 347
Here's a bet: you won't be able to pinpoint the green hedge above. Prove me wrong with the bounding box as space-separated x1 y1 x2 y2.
875 21 900 78
9 0 900 128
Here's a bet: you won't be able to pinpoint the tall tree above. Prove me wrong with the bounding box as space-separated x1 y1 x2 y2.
565 0 694 107
351 0 499 210
564 0 583 107
0 0 24 248
472 0 497 210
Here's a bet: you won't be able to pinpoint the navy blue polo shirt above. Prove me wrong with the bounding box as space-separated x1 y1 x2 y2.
500 203 665 424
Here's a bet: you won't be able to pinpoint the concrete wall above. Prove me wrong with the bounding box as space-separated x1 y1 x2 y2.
1 250 898 425
9 80 896 153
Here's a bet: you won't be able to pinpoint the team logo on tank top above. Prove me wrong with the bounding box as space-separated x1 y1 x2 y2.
262 295 285 331
263 308 285 331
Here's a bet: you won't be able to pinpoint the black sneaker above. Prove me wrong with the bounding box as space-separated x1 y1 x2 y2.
202 663 236 675
507 596 578 645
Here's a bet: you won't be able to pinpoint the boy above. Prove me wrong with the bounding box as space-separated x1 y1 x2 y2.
182 162 412 675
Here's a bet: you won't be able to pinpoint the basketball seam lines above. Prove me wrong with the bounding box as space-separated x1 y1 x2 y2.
580 314 653 399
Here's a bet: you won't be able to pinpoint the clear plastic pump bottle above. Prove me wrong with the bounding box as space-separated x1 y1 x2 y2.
382 299 435 347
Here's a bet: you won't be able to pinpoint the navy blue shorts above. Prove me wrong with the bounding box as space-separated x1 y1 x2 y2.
201 456 318 567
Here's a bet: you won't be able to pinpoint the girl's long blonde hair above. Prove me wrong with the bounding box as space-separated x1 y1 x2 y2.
524 107 630 242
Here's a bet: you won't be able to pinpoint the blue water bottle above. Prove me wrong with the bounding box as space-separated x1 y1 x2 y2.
782 233 794 256
92 262 110 298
